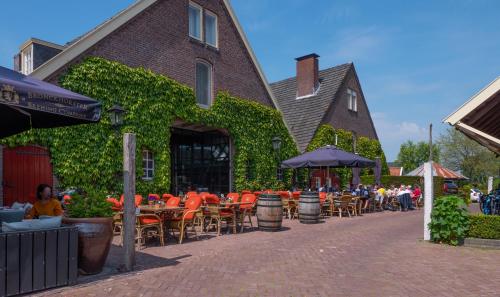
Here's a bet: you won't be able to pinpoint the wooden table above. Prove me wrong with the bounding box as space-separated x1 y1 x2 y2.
139 206 184 214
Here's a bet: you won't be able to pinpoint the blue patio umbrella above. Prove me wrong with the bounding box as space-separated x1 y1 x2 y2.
0 66 101 138
281 145 375 169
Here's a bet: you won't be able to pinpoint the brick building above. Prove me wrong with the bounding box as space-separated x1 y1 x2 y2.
1 0 282 203
1 1 382 203
271 54 378 153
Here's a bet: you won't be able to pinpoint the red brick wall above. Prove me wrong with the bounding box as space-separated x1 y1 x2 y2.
47 0 273 107
322 68 378 140
296 54 319 97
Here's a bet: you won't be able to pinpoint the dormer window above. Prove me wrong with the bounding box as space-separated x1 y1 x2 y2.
189 2 202 40
347 88 357 112
21 45 33 75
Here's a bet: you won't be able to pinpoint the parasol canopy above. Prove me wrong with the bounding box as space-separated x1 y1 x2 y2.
281 145 375 169
0 66 101 138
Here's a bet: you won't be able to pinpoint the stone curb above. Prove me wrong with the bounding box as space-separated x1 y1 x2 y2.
464 237 500 249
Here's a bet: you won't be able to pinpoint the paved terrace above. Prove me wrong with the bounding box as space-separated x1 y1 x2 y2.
37 209 499 297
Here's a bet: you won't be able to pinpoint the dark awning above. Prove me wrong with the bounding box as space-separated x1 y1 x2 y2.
281 145 376 169
0 66 101 138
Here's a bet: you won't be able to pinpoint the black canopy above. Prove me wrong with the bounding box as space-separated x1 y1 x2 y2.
281 145 375 168
0 66 101 138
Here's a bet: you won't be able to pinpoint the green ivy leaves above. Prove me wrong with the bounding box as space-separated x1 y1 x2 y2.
1 57 297 194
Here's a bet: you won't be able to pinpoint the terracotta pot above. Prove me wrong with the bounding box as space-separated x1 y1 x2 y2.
62 217 113 275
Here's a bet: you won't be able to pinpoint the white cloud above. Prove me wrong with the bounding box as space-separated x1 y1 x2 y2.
371 112 429 161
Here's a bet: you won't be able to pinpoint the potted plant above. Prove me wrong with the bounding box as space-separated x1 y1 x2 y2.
63 189 114 275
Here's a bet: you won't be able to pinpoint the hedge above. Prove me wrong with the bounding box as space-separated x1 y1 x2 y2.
1 57 298 193
467 214 500 239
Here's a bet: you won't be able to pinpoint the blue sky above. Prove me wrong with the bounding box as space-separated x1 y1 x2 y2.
1 0 499 161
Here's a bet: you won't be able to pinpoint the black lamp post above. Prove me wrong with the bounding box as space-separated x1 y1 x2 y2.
272 136 282 180
107 104 126 132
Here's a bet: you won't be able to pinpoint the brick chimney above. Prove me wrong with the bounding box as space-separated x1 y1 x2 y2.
295 53 319 97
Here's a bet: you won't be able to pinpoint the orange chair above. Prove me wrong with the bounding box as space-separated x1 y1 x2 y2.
107 197 122 211
241 190 252 195
227 192 240 202
119 194 144 207
253 191 263 197
186 191 198 198
166 196 181 208
205 194 220 205
292 191 301 200
148 194 160 201
162 193 174 202
137 213 165 248
278 191 291 200
239 194 257 232
63 194 72 205
167 195 202 243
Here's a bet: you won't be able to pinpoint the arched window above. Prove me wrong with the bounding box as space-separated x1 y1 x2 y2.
195 61 213 107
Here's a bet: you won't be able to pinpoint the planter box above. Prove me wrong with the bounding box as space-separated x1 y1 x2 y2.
464 237 500 249
0 226 78 296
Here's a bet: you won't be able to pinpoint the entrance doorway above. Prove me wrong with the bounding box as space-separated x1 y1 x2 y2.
2 145 53 206
170 128 230 195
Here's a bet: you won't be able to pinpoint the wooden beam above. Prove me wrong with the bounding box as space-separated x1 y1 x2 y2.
123 133 136 271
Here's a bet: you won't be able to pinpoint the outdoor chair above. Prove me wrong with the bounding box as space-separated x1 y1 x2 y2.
282 198 296 219
204 201 236 236
241 190 252 195
148 194 160 201
332 196 354 218
162 193 174 202
107 197 122 211
239 194 257 232
136 213 165 248
348 196 361 216
166 196 181 207
120 194 144 207
415 195 424 209
167 195 202 244
227 192 240 202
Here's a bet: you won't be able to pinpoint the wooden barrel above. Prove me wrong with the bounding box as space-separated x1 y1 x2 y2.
299 192 321 224
256 193 283 232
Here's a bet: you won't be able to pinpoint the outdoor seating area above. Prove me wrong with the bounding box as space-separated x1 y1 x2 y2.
100 184 423 249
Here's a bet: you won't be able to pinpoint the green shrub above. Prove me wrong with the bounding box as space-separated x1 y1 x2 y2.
467 214 500 239
66 189 114 218
428 195 469 246
459 184 472 206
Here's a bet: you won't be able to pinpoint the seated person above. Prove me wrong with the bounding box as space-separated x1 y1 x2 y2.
26 184 63 219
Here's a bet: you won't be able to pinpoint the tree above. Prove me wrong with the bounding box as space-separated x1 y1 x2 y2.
395 140 440 172
438 128 499 184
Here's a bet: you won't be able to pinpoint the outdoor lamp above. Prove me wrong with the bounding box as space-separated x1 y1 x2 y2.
107 104 126 127
272 136 282 152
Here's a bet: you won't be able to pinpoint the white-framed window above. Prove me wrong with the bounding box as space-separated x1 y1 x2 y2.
195 61 212 107
347 88 357 112
142 150 154 180
21 45 33 75
204 10 218 48
188 2 203 40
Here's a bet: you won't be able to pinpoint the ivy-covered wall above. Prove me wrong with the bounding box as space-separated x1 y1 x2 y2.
305 124 389 185
2 57 298 193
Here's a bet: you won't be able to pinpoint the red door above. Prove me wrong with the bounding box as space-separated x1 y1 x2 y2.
2 146 53 206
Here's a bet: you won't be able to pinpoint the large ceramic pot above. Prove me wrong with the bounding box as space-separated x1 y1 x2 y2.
62 217 113 275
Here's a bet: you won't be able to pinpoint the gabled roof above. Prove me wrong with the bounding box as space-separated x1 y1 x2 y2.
443 77 500 155
406 162 468 180
270 63 352 152
29 0 282 114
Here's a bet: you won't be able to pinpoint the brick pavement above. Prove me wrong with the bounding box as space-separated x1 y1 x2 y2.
36 209 500 297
